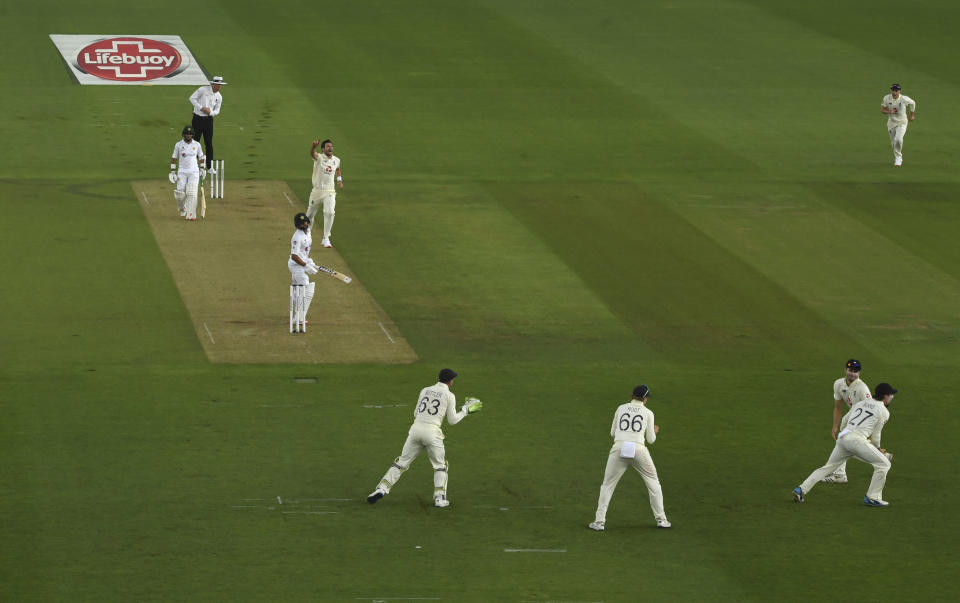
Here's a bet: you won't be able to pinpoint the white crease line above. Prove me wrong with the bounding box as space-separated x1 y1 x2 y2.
377 322 396 344
504 548 567 553
141 191 150 206
203 322 215 343
283 191 296 206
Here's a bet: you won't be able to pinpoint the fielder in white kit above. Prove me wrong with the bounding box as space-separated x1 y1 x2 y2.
367 369 482 508
823 358 872 484
307 138 343 248
288 212 320 334
794 382 898 507
589 385 670 531
169 126 205 221
881 83 916 167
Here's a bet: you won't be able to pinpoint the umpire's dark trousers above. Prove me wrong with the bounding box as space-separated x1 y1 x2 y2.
191 113 214 169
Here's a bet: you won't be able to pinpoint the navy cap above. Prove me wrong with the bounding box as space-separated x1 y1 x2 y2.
890 83 901 90
874 383 898 398
632 384 650 399
438 368 458 383
846 359 862 372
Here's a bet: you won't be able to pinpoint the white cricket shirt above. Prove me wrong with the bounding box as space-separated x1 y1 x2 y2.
412 382 465 428
833 377 871 409
290 228 312 262
839 398 890 446
172 140 204 173
609 401 657 445
190 86 223 117
312 154 341 192
881 94 915 129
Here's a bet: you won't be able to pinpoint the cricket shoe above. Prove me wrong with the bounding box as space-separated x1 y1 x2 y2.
366 488 386 504
894 157 903 167
793 487 804 503
821 474 848 484
588 521 605 531
321 237 332 248
863 496 889 507
656 519 672 529
434 496 450 508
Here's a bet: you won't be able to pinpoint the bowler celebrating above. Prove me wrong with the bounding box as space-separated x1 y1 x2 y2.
881 83 916 167
307 139 343 248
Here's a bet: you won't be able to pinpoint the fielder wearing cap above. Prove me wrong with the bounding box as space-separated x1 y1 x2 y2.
367 368 482 508
824 358 872 484
880 83 916 167
168 125 205 220
189 75 228 171
794 382 898 507
589 384 671 531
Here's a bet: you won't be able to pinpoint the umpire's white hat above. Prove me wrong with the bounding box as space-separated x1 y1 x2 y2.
210 76 228 85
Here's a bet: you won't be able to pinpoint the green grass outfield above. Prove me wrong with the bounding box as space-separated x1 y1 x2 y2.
2 0 959 600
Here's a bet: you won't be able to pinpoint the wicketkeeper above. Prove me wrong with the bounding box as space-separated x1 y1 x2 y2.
169 125 205 221
367 369 482 508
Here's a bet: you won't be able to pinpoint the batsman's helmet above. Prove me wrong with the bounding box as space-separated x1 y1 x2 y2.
182 125 195 136
294 212 310 229
845 359 862 372
632 384 651 400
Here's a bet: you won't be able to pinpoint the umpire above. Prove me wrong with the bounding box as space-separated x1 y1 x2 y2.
188 75 227 171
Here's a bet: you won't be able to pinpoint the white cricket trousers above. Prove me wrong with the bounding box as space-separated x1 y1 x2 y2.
889 124 907 161
377 423 449 499
287 261 315 317
177 171 200 219
307 189 336 238
799 434 891 501
594 441 667 524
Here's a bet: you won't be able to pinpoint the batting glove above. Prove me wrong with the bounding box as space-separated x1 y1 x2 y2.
463 397 483 414
168 171 177 184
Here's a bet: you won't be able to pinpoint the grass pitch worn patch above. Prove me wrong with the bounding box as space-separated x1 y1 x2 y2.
132 179 416 364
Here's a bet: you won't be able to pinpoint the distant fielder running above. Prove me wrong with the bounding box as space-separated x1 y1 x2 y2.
881 83 916 167
169 125 205 221
307 138 343 249
589 385 670 531
794 383 899 507
367 369 482 508
823 358 872 484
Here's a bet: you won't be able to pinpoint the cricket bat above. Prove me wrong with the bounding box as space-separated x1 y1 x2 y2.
200 184 207 219
314 263 352 284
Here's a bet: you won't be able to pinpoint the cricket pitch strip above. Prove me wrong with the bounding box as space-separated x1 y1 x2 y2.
133 179 418 364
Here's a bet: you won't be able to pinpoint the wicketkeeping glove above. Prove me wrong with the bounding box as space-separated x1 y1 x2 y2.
462 397 483 414
168 171 177 184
